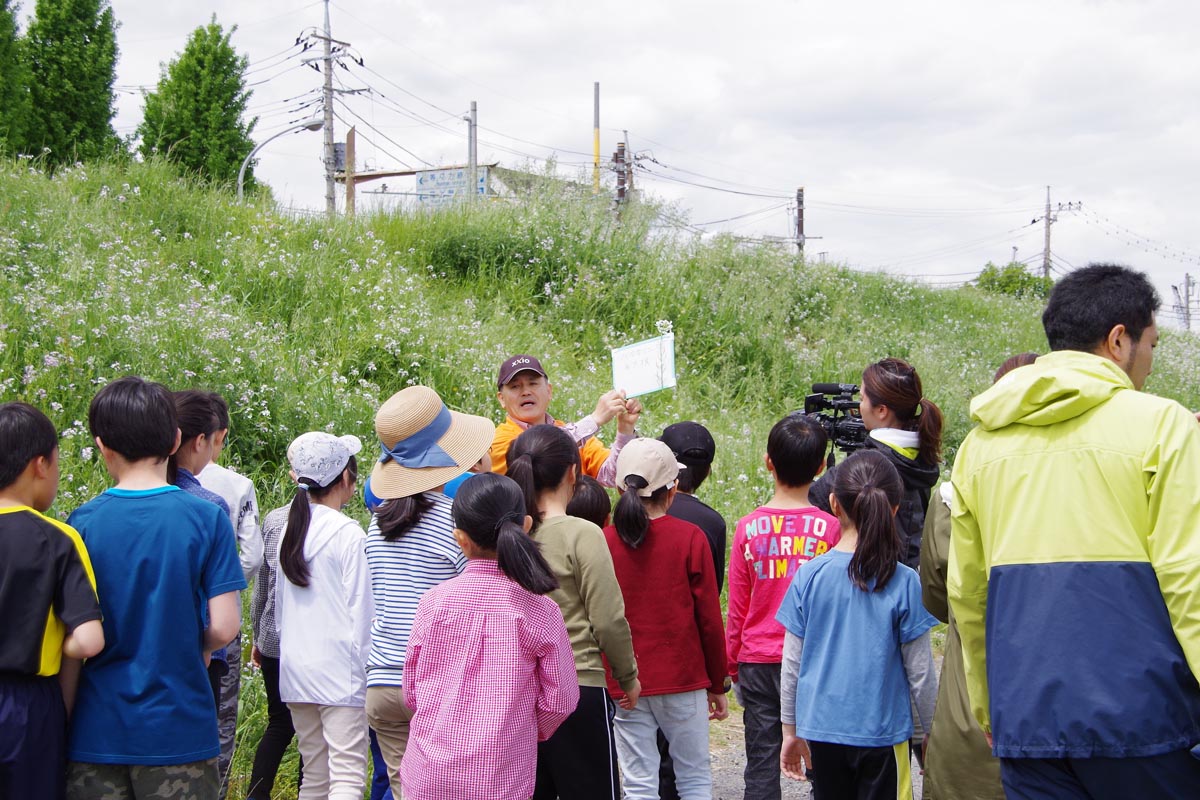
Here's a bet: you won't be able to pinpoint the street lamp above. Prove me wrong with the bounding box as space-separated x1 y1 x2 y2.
238 119 325 203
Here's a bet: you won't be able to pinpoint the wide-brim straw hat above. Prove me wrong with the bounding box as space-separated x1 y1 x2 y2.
370 386 496 500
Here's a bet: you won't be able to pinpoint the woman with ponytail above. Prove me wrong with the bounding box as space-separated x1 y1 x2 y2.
275 431 373 800
603 438 728 800
400 473 578 799
777 450 938 800
811 357 943 569
506 423 639 800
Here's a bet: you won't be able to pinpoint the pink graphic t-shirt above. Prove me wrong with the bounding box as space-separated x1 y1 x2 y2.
726 505 841 677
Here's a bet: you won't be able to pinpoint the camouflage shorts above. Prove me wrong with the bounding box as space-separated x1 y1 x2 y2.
66 759 219 800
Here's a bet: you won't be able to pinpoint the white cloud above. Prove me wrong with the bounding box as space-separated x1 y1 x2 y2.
90 0 1200 323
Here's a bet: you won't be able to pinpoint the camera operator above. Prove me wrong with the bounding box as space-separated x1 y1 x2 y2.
810 357 943 570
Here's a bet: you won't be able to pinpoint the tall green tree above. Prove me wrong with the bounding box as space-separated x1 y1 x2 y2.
0 0 32 152
137 18 256 186
24 0 118 163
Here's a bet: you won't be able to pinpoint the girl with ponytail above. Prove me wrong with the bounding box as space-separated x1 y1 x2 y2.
777 450 938 800
399 473 578 799
810 357 943 569
505 423 639 800
603 438 729 800
274 431 374 800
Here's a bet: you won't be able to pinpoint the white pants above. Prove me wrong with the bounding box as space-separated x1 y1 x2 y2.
613 689 713 800
288 703 369 800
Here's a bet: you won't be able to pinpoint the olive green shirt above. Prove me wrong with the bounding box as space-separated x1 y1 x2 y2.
534 515 637 690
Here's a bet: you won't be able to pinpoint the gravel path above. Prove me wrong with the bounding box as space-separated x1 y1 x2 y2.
709 709 924 799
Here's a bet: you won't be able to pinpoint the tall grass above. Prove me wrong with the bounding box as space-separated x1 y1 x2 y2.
4 156 1198 798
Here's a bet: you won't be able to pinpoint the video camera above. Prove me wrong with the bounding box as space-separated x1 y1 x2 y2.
803 383 868 463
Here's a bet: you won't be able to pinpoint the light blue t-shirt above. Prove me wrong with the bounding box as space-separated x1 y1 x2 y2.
67 486 246 765
776 549 936 747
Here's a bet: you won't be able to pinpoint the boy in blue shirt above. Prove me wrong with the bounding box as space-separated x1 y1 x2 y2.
0 402 104 800
65 377 246 800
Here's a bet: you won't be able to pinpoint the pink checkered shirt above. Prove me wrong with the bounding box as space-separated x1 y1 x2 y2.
400 559 580 800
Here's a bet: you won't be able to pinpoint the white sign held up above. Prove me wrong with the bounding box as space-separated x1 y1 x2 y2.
611 333 676 398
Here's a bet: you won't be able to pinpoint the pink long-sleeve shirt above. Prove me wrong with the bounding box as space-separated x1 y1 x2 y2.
401 559 580 800
726 505 840 680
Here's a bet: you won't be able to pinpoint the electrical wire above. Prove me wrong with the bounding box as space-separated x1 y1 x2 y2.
333 100 430 167
245 63 304 88
331 110 417 170
351 62 465 121
692 202 791 227
1077 208 1200 265
635 164 791 199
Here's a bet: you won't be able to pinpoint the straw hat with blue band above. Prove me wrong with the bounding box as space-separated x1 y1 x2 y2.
369 385 496 500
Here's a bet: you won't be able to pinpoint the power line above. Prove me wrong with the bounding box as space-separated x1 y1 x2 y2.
244 41 308 75
245 63 304 88
635 164 790 199
350 62 465 121
332 100 430 167
692 201 791 227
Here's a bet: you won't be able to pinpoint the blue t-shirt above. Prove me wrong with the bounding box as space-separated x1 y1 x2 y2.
776 549 936 747
67 486 246 765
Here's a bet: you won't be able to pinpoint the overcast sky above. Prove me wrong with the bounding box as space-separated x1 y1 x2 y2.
81 0 1200 324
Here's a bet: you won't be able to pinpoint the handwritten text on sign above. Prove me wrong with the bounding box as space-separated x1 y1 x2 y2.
611 334 676 398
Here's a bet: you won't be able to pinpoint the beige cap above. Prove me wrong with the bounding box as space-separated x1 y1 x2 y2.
616 437 684 497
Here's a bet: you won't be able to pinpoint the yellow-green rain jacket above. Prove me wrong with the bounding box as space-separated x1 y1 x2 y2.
948 349 1200 758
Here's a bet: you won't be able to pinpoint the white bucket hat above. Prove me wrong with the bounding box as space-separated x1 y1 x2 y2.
287 432 363 487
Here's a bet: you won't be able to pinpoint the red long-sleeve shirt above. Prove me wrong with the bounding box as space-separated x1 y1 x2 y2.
603 515 726 697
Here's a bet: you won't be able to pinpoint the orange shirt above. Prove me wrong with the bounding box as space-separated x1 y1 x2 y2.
491 416 610 478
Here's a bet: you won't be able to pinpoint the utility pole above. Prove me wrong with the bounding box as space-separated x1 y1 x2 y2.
592 82 600 195
345 127 356 218
614 142 626 205
796 187 805 253
795 187 822 255
1172 273 1195 331
1041 185 1053 280
321 0 336 216
466 100 478 203
624 129 633 197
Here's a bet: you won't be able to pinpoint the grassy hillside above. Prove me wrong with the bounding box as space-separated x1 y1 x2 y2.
4 157 1198 797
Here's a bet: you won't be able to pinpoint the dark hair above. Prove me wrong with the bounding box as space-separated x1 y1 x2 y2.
993 352 1038 383
280 455 358 587
208 392 230 431
1043 264 1160 353
861 358 942 465
374 493 435 541
566 474 612 528
613 475 672 549
452 473 557 594
831 450 904 592
505 424 580 531
767 413 828 488
168 390 218 483
88 376 177 462
0 402 58 491
676 461 710 493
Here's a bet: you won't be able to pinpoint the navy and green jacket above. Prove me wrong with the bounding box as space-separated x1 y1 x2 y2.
949 350 1200 758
